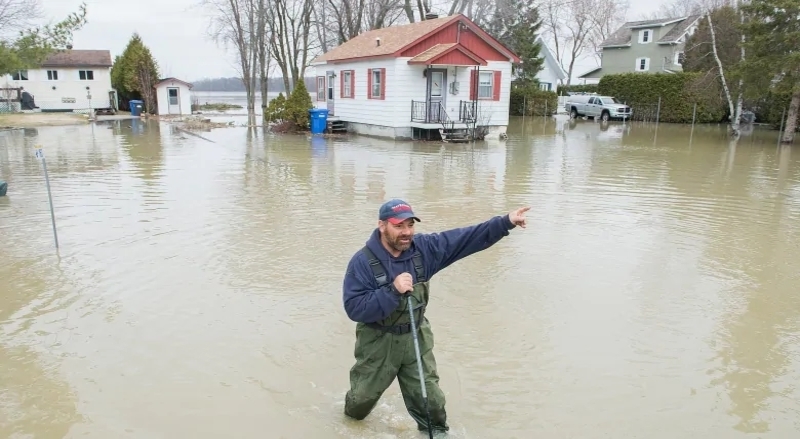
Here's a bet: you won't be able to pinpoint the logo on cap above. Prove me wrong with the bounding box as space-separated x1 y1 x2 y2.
391 204 411 212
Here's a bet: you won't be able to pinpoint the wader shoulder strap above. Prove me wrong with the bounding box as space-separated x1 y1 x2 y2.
360 246 426 287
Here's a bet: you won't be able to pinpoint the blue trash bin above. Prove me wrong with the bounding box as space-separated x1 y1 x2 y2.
309 108 329 134
129 100 143 116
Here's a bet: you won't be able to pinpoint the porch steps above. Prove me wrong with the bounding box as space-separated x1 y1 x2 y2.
440 127 470 143
328 119 347 133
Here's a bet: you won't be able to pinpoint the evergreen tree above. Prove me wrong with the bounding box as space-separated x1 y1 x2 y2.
111 33 160 113
486 0 544 85
741 0 800 143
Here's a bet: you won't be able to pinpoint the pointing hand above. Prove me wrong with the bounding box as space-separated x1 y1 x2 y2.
509 206 531 229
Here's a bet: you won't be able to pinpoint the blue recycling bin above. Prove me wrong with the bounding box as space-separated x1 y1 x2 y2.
309 108 329 134
129 100 143 116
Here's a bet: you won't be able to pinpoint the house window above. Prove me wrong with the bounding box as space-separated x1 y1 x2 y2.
343 71 352 98
478 71 493 99
47 70 58 80
79 70 94 80
316 76 326 101
11 70 28 81
371 69 381 98
636 57 650 71
539 82 552 91
675 51 685 65
639 29 651 44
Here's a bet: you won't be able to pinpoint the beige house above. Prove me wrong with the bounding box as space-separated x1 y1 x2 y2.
578 15 702 81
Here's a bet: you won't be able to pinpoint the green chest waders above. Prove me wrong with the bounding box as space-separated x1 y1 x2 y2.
343 246 449 434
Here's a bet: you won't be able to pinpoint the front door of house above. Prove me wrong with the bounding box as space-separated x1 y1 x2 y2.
167 87 180 114
327 70 335 116
426 69 447 123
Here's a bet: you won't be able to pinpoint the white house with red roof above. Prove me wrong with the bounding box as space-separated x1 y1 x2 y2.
310 13 520 141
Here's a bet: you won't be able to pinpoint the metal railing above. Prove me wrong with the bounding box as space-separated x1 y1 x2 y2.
459 100 477 122
411 100 451 124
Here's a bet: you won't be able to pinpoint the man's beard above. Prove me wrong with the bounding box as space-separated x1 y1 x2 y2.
387 233 412 252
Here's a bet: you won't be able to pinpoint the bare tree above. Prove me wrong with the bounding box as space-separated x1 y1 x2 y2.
588 0 629 63
542 0 600 87
707 1 746 136
0 0 44 38
641 0 731 19
267 0 314 93
202 0 259 122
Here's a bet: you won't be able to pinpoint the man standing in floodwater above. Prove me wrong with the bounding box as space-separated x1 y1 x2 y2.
341 199 530 433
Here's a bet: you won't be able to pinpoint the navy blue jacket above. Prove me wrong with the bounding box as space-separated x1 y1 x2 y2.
342 214 516 323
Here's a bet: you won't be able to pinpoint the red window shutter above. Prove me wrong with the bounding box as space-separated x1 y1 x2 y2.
340 73 344 98
367 69 373 100
493 71 501 101
470 70 477 100
380 68 386 100
351 71 355 98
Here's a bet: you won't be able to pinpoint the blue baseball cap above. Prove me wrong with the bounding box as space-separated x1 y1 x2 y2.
379 199 421 224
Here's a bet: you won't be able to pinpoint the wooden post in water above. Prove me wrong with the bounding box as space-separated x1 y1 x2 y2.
692 103 697 126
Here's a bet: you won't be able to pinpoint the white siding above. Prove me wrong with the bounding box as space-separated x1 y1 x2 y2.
535 60 561 91
312 58 398 128
155 82 192 115
311 58 512 130
3 67 114 112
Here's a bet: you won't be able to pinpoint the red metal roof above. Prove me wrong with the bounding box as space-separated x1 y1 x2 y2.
407 43 487 66
311 14 519 64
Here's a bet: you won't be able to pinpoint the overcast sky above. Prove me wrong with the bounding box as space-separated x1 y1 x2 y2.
43 0 672 82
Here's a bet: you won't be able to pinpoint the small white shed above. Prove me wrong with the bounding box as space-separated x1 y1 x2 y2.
154 77 193 116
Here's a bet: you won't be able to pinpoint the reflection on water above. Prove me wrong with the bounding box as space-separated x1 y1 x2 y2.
1 116 799 438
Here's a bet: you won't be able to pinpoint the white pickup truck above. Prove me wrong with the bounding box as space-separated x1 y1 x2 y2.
564 95 632 122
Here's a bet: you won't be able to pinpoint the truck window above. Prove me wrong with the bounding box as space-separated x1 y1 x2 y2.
588 97 595 104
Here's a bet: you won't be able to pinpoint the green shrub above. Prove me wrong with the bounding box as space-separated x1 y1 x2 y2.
285 79 313 130
264 92 287 123
510 85 558 116
597 72 727 123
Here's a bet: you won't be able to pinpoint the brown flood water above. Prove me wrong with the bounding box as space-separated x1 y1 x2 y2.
1 117 799 438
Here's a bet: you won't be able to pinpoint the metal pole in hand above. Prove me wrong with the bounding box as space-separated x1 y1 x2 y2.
35 146 58 248
407 295 434 439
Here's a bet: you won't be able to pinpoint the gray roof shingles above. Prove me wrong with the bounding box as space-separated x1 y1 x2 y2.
599 15 701 48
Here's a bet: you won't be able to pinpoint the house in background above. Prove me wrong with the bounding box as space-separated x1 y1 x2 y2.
154 77 193 116
577 15 702 81
309 13 520 141
2 49 117 113
531 36 567 91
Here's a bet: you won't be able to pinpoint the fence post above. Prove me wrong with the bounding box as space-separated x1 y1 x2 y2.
692 103 697 126
34 145 59 249
777 107 787 146
656 96 662 125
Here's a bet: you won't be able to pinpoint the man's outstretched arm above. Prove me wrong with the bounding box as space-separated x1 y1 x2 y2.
418 207 528 276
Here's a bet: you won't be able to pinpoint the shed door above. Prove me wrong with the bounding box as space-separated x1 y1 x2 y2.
326 70 335 116
167 87 181 114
